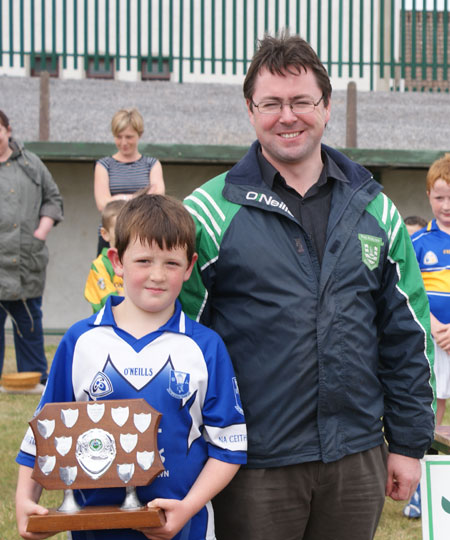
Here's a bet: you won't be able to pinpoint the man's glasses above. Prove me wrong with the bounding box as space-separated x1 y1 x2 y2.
251 95 324 115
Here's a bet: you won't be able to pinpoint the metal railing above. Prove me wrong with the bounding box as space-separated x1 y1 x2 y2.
0 0 449 91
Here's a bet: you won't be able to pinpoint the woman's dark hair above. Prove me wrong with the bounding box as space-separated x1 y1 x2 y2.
0 110 10 129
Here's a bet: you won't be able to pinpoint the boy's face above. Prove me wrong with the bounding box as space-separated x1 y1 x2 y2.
428 178 450 232
110 238 197 319
406 224 422 236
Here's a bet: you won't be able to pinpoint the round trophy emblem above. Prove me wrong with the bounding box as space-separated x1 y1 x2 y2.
75 428 116 480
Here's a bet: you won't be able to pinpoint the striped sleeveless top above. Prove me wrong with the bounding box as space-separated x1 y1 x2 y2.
97 155 157 195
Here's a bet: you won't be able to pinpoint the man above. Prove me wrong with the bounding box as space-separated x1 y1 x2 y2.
180 34 435 540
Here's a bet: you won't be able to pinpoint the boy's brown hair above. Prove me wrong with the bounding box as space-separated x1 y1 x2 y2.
115 194 196 263
404 215 427 229
243 32 332 108
101 200 127 230
426 153 450 192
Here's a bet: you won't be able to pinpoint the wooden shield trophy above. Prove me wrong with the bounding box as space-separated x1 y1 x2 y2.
26 398 165 533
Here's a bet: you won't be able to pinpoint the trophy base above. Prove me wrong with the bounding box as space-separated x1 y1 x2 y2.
27 505 165 533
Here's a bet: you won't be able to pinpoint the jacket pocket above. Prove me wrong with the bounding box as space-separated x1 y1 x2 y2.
28 236 49 273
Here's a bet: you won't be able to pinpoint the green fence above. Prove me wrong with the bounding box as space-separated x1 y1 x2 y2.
0 0 449 90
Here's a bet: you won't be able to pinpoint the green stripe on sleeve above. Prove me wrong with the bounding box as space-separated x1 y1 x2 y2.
366 192 436 406
180 172 240 321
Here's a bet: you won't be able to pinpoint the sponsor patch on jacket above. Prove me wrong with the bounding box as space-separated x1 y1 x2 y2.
168 369 190 398
358 234 384 271
89 371 113 398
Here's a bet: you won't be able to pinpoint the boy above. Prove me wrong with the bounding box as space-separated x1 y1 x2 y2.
404 215 428 237
84 200 126 312
405 154 450 519
16 194 247 540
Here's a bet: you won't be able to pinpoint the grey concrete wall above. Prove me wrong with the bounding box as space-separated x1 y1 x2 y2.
41 160 432 330
381 168 432 222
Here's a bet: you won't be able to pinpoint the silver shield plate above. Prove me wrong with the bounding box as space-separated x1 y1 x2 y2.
55 436 73 456
37 419 55 439
133 412 151 433
38 455 56 475
111 406 129 427
120 433 138 453
60 466 78 486
137 450 154 471
117 463 135 484
87 402 105 423
60 408 79 428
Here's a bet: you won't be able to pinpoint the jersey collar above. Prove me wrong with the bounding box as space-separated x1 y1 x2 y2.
92 296 192 337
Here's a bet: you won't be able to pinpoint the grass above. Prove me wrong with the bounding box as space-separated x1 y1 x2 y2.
0 341 446 539
0 343 67 540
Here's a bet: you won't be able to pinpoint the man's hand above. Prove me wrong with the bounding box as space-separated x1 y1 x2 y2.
385 453 421 501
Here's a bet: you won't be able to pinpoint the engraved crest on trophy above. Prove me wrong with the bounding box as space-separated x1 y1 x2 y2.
27 399 165 533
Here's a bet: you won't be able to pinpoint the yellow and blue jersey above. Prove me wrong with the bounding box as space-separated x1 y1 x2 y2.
412 219 450 324
84 248 124 313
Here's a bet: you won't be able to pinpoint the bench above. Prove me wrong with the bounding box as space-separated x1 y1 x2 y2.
432 425 450 454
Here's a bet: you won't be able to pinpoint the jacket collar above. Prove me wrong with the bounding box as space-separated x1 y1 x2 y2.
226 140 373 192
8 138 23 160
257 145 349 192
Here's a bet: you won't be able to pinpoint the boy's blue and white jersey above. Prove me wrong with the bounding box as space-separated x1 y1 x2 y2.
412 219 450 324
17 296 247 540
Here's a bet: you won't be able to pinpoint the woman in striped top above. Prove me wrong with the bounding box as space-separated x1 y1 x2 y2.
94 108 165 252
94 108 165 212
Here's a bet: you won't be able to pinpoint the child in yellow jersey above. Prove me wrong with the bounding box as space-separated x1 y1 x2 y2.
85 200 126 312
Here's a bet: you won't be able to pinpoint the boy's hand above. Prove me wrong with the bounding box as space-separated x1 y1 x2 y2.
430 314 450 352
137 459 240 539
16 500 51 540
137 499 191 540
433 324 450 352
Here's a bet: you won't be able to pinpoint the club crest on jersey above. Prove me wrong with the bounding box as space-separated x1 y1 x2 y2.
424 250 438 265
358 234 383 271
232 377 244 415
97 277 106 291
168 370 190 399
89 371 113 398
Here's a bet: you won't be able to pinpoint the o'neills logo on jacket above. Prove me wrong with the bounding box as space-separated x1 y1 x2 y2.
246 191 293 215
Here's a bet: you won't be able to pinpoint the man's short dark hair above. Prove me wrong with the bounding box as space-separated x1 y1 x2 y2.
115 194 196 263
243 33 332 108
